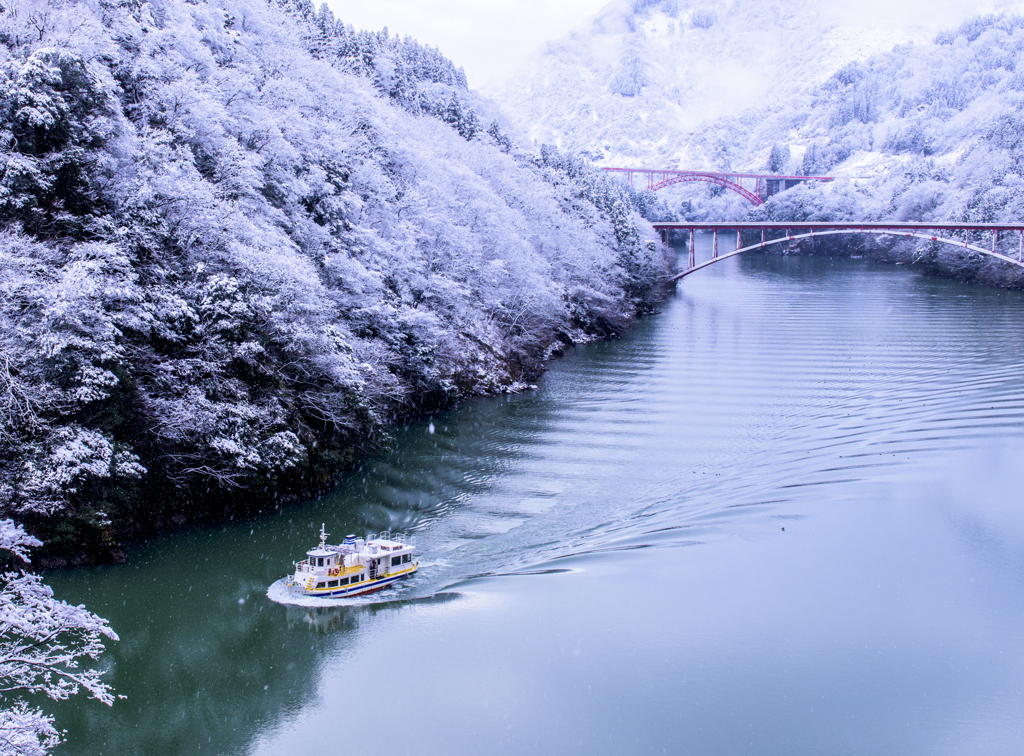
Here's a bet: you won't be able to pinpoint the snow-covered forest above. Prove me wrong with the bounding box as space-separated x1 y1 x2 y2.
486 0 1002 164
0 0 672 567
0 519 116 755
491 0 1024 286
725 13 1024 286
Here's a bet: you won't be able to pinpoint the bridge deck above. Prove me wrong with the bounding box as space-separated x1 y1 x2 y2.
606 169 835 181
653 222 1024 233
656 221 1024 280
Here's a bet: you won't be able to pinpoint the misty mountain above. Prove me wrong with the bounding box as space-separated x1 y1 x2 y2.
486 0 1018 166
489 0 1024 286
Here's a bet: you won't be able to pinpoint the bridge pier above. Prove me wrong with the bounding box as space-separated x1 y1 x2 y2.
713 228 719 259
688 228 696 269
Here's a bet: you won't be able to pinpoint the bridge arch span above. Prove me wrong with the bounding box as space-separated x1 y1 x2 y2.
603 168 834 205
662 226 1024 281
652 173 763 205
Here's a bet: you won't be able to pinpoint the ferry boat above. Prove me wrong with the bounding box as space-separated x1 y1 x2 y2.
285 525 418 598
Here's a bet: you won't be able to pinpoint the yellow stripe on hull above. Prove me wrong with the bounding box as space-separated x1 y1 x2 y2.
297 564 418 598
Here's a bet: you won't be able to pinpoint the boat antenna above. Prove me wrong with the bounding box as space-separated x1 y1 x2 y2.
320 523 328 549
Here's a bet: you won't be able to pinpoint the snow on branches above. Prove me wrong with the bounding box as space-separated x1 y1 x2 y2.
0 523 40 564
0 520 118 756
0 0 670 554
18 426 145 516
0 570 119 704
0 702 60 756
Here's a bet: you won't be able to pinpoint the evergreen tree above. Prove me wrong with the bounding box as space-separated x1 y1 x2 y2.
768 143 791 173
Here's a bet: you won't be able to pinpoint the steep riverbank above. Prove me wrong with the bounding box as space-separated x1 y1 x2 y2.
0 0 673 566
30 299 676 571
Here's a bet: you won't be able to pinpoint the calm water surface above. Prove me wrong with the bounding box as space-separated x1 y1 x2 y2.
50 247 1024 755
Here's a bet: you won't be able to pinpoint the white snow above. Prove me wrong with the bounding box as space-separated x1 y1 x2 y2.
487 0 1024 169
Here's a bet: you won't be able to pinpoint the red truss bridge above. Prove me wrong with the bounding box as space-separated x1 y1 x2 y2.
653 222 1024 280
603 167 834 205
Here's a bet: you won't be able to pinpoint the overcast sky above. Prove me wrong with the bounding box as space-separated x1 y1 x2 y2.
323 0 609 87
324 0 1024 89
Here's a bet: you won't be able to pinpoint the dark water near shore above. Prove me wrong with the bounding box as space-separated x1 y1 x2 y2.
50 244 1024 755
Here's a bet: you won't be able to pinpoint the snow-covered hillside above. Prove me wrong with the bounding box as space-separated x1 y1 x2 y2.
490 0 1024 286
487 0 1024 168
738 14 1024 284
0 0 673 564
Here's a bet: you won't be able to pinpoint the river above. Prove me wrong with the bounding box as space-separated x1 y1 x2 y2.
50 243 1024 755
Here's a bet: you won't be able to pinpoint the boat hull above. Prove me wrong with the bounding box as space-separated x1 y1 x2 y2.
286 564 417 599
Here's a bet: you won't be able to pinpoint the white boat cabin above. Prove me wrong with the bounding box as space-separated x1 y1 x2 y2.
288 524 417 596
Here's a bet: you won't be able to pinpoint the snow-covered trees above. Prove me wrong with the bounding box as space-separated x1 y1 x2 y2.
0 520 117 755
0 0 670 559
612 42 648 98
766 143 790 174
690 9 717 29
0 233 147 532
281 0 482 137
486 0 957 166
741 13 1024 285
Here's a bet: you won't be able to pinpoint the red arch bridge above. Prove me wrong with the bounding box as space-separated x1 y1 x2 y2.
603 167 833 205
653 222 1024 281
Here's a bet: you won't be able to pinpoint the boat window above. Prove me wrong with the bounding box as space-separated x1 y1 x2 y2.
352 574 361 583
328 580 338 588
316 557 323 567
340 577 349 585
402 554 411 563
391 556 401 567
316 582 325 589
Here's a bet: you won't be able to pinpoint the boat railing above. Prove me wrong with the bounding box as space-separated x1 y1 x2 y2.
396 533 416 549
367 530 413 545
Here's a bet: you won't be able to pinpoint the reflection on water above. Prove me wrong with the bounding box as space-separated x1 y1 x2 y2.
50 247 1024 755
283 593 461 635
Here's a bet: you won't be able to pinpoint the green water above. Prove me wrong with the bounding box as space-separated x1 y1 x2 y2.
50 248 1024 754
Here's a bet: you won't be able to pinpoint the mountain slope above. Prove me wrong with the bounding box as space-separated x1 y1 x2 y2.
0 0 671 560
487 0 1024 168
490 0 1024 287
